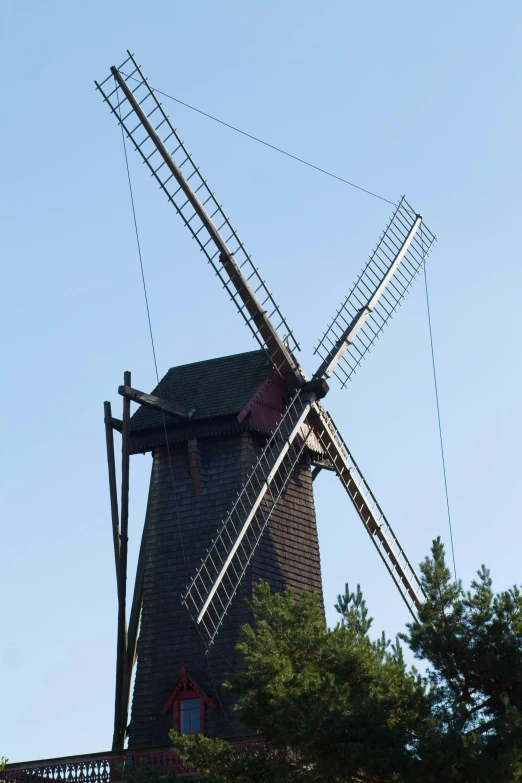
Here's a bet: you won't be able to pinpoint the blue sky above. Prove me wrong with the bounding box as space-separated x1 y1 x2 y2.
1 0 521 762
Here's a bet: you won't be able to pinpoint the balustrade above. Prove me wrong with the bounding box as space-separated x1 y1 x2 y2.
3 741 263 783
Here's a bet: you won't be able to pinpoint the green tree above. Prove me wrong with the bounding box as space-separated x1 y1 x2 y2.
173 584 430 781
117 760 180 783
401 537 522 781
172 540 522 782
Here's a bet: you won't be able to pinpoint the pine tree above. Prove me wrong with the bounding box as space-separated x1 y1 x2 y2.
402 538 522 781
172 540 522 782
173 584 429 781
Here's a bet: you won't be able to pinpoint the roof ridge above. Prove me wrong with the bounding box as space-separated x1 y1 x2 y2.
130 349 274 434
163 348 267 376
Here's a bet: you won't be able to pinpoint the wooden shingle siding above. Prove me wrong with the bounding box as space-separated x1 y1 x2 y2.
128 430 324 748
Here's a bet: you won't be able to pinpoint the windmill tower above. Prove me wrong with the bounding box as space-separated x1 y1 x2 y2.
96 52 437 752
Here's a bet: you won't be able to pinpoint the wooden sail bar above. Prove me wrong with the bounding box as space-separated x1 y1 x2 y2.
314 213 422 380
182 390 316 645
310 406 424 616
98 58 305 387
313 198 436 387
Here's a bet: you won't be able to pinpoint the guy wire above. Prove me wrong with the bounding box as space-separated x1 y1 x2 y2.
115 79 186 565
189 614 247 739
205 654 246 739
116 77 252 736
421 227 457 580
120 71 402 210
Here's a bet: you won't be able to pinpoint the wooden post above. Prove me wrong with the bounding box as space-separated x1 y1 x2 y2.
113 371 131 751
119 501 151 741
311 464 323 482
104 401 121 582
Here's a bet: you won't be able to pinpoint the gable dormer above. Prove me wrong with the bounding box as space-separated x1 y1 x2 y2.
161 663 216 735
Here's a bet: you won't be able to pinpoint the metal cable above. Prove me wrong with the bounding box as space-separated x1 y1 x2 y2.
421 230 457 579
117 83 246 734
115 79 186 565
188 615 247 737
205 654 247 739
120 71 399 209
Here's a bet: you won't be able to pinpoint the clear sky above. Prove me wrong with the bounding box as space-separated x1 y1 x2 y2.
1 0 521 763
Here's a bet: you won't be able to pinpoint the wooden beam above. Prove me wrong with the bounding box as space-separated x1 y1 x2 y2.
118 385 192 420
119 501 151 745
104 401 121 581
308 404 423 617
111 64 305 390
311 465 323 482
113 371 131 751
107 416 123 433
311 459 335 481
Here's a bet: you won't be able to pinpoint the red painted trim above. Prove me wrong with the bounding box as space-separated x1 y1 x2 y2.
237 369 286 434
177 689 196 700
173 700 180 735
162 662 216 715
3 743 267 781
195 694 203 736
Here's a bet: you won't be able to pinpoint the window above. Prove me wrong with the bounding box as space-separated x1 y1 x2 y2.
180 698 201 735
161 664 216 736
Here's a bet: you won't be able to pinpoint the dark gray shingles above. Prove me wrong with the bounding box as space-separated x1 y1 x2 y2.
130 350 272 433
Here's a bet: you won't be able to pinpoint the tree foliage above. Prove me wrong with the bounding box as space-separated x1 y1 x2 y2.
172 539 522 782
118 760 179 783
0 757 9 783
400 538 522 781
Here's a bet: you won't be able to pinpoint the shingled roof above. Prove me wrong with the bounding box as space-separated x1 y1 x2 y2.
130 349 273 434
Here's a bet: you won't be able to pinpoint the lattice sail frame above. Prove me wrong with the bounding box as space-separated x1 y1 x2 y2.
314 198 436 387
182 390 314 646
95 52 301 379
310 406 424 615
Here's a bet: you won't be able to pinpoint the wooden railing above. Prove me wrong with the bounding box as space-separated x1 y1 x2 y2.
3 741 263 782
4 748 181 783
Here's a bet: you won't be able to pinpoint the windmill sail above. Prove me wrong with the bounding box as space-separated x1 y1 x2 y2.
95 53 303 385
311 405 424 615
182 390 315 646
314 198 436 387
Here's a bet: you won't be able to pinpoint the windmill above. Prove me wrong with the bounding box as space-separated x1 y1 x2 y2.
96 52 436 752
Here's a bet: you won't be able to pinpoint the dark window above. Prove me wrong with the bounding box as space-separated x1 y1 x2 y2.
180 698 200 735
